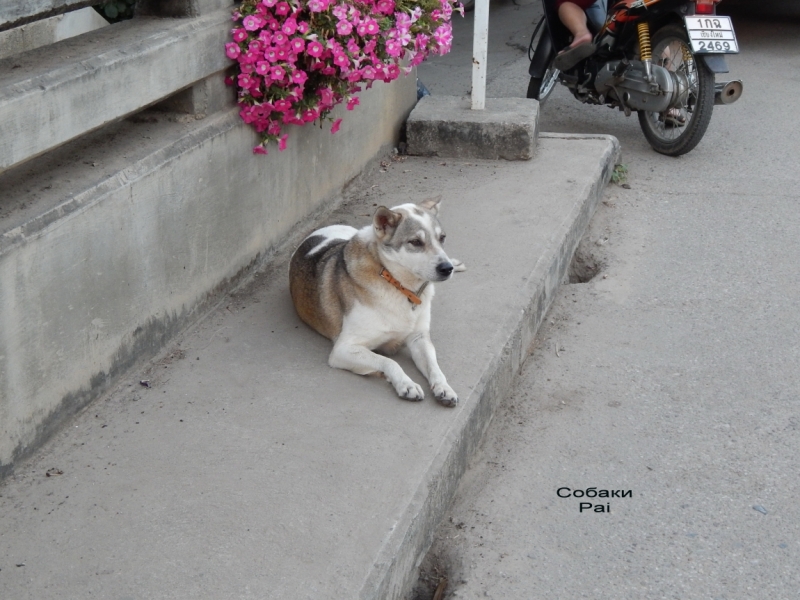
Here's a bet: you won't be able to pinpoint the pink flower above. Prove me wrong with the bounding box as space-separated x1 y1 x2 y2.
301 107 319 122
242 14 264 31
331 118 342 133
264 48 278 62
375 0 395 15
347 38 360 54
334 52 350 68
336 20 353 35
318 87 335 105
307 0 329 12
271 65 286 81
394 12 412 30
385 39 402 57
261 0 278 6
278 134 289 151
433 24 453 52
273 32 287 45
291 69 308 85
232 28 249 42
225 42 242 59
255 60 271 75
290 37 305 53
297 21 310 34
282 18 297 35
347 96 360 110
274 98 293 112
307 41 324 57
275 2 291 16
332 4 349 19
253 145 268 155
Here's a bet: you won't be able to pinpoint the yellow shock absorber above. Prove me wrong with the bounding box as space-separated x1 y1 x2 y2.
681 43 693 64
637 22 652 62
637 21 654 82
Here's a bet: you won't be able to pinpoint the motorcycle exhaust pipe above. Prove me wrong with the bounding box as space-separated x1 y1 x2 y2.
715 80 743 105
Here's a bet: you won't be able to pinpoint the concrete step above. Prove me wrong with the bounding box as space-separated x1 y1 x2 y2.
0 134 620 599
0 9 231 172
0 72 416 477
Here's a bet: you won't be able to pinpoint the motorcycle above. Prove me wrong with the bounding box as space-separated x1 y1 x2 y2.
527 0 743 156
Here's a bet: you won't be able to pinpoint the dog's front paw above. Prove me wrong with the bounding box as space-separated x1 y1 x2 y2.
394 377 425 402
432 383 459 408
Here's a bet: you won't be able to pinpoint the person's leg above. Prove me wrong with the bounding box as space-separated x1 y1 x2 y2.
558 2 592 48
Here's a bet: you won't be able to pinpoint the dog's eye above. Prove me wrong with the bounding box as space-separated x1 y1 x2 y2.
439 234 446 244
408 239 424 248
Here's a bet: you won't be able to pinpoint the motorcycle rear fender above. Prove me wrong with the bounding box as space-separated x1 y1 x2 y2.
528 25 556 78
700 54 729 74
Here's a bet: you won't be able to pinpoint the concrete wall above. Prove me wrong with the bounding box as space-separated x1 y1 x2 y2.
0 4 418 476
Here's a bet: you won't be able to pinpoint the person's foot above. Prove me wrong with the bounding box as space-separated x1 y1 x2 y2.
665 107 687 127
553 38 596 71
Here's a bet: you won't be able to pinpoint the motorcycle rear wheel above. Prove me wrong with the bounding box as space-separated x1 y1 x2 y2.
527 63 559 104
637 24 715 157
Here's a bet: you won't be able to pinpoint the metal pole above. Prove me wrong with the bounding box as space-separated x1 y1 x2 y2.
471 0 489 110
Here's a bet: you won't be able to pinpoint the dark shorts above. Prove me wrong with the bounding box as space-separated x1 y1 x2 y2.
555 0 597 10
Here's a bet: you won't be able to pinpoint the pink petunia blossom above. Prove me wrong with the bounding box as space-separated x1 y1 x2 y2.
332 4 349 19
331 118 342 133
336 20 353 36
261 0 278 6
375 0 395 15
253 145 268 155
347 96 360 110
385 39 402 57
255 60 271 75
307 40 324 57
291 69 308 85
282 18 297 35
225 42 242 59
232 28 248 42
271 65 286 81
290 37 305 53
278 134 289 150
242 14 264 31
297 21 310 34
275 2 291 16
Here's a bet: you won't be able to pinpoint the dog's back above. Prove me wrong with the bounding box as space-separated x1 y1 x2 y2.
289 225 359 340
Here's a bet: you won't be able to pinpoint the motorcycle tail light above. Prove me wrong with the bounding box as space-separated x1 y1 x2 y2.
695 0 715 14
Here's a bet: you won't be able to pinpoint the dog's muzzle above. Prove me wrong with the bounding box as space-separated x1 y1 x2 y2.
436 261 454 280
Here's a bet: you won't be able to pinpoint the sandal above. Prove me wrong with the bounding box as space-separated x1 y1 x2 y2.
553 42 596 72
665 107 687 127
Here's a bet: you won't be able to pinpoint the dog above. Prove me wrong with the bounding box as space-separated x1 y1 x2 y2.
289 197 463 407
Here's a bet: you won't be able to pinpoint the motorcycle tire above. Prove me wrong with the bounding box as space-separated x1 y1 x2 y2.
527 63 559 104
637 24 715 157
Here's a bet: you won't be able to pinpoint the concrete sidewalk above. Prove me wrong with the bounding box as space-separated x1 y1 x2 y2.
0 134 619 599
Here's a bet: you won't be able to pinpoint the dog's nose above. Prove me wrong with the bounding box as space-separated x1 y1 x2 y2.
436 262 454 277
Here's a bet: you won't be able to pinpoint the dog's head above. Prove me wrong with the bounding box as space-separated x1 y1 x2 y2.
372 196 455 282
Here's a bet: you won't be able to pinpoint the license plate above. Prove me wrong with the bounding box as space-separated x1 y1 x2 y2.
685 15 739 54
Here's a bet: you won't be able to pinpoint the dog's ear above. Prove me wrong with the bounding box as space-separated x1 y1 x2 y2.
419 195 442 215
373 206 401 240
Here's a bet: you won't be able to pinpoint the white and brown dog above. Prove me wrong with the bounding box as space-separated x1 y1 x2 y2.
289 197 463 407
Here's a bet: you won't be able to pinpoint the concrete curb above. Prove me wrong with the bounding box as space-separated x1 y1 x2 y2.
364 134 621 599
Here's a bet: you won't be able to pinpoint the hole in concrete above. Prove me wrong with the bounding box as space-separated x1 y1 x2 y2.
410 547 452 600
567 242 603 284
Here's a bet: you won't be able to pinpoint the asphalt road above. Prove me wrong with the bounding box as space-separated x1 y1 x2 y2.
416 3 800 599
